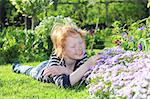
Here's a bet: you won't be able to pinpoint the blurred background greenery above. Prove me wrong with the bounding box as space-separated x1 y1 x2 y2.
0 0 150 65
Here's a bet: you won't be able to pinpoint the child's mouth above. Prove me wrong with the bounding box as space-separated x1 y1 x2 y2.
79 51 84 56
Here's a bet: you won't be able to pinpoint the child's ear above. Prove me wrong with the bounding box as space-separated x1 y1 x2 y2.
83 41 86 49
62 49 66 56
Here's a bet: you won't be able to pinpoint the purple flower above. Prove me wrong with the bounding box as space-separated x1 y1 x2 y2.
89 66 95 71
138 43 142 51
122 32 127 38
128 36 132 42
137 26 146 31
86 47 150 98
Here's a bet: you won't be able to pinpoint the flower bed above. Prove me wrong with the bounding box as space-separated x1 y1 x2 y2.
86 47 150 99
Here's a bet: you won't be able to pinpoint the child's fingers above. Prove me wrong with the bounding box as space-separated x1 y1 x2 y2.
95 54 101 60
43 72 50 76
43 68 53 76
45 73 55 77
42 69 48 76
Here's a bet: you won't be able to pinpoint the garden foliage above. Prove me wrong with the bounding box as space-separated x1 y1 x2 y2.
0 16 75 64
112 17 150 51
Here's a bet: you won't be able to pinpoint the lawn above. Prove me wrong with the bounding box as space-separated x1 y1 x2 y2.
0 62 90 99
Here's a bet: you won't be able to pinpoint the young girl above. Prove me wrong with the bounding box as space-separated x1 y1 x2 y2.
12 24 101 88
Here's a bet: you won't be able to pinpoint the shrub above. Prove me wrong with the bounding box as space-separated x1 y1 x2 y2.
0 26 47 64
112 17 150 51
0 16 77 64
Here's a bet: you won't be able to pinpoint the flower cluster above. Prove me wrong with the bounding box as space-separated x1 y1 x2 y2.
86 47 150 99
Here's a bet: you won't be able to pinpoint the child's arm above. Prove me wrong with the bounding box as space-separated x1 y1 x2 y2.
43 52 88 77
43 66 73 76
41 54 100 88
49 54 100 88
69 54 100 86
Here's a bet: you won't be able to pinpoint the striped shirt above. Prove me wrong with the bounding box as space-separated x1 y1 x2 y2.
38 52 88 88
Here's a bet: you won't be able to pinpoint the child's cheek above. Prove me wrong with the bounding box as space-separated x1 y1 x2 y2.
82 43 86 49
71 49 76 54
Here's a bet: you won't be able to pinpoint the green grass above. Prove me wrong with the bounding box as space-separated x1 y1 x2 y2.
0 62 90 99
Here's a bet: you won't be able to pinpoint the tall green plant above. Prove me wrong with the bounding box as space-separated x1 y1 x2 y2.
112 17 150 52
9 0 53 30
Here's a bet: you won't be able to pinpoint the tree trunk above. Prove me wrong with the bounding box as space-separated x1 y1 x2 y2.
149 7 150 17
32 16 34 30
90 0 100 52
54 0 58 11
0 0 6 32
24 15 27 33
105 0 109 26
90 18 99 52
24 15 28 45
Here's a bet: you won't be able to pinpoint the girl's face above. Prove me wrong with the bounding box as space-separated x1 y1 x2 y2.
64 34 86 60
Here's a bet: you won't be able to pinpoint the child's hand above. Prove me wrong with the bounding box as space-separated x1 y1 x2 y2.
84 54 101 68
42 66 73 77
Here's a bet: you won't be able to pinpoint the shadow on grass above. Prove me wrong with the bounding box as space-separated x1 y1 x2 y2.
66 81 88 92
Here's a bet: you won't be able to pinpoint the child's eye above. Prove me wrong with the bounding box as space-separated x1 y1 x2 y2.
79 41 83 44
71 46 75 48
79 41 82 43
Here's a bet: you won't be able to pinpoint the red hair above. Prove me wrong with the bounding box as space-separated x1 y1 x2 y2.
51 23 87 59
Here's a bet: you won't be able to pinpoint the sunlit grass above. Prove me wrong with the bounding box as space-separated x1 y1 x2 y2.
0 47 112 98
0 63 90 98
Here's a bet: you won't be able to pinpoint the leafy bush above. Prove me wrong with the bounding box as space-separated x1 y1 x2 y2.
0 26 22 64
35 16 76 36
6 0 148 29
112 17 150 51
0 16 77 64
86 29 105 50
85 27 112 56
0 26 48 64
